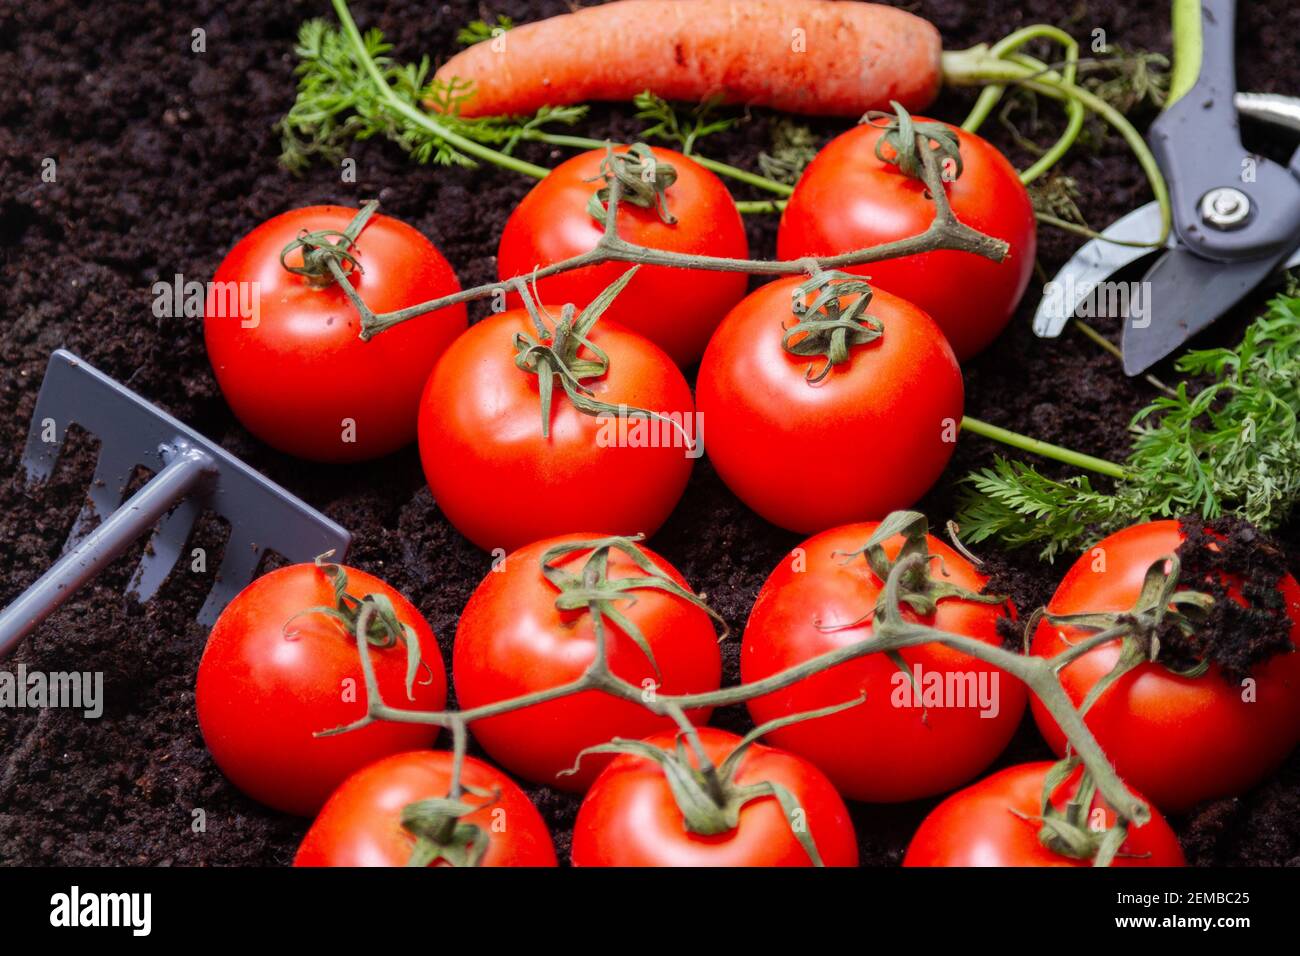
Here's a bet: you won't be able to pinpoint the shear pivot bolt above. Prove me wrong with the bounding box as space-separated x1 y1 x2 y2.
1199 187 1251 229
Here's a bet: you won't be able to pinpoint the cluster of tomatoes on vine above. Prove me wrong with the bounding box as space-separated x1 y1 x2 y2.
195 117 1300 866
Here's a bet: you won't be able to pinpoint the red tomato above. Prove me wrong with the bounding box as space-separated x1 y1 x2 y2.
196 564 447 816
497 145 748 366
205 206 466 462
904 762 1185 867
1030 520 1300 812
418 308 695 553
696 276 962 533
572 728 859 866
777 121 1035 360
453 534 722 791
741 522 1026 802
294 751 557 866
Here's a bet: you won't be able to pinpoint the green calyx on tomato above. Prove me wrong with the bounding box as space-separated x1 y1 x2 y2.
399 791 500 868
586 142 678 226
865 101 964 183
830 512 1008 623
777 105 1029 361
287 554 433 701
904 760 1182 868
782 270 883 383
511 266 691 444
540 534 727 679
825 512 1011 711
1021 756 1138 867
1038 552 1215 714
277 199 378 286
566 699 862 867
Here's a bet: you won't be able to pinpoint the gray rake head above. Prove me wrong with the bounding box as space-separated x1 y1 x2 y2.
0 350 351 658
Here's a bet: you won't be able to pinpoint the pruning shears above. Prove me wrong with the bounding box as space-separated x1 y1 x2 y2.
1033 0 1300 374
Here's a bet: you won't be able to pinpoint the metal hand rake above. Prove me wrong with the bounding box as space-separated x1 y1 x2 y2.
0 350 351 656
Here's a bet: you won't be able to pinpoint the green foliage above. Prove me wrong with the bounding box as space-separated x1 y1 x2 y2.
993 46 1169 156
958 289 1300 559
758 118 819 185
958 459 1140 560
632 91 738 155
1130 294 1300 519
278 19 585 172
1026 172 1087 226
456 15 514 47
1074 47 1170 151
1083 47 1170 114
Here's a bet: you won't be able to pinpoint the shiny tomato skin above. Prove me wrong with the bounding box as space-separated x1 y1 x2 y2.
1030 520 1300 812
453 534 722 791
572 728 858 866
742 523 1026 802
904 761 1185 866
696 276 962 533
496 146 748 366
196 564 447 816
204 206 466 462
418 308 695 553
777 121 1035 360
294 751 557 867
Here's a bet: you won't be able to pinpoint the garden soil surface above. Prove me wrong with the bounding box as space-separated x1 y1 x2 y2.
3 0 1300 867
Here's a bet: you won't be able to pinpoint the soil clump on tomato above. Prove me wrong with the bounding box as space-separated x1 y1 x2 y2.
1161 517 1295 681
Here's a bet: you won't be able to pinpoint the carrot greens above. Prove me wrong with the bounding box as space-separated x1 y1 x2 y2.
278 17 585 176
959 287 1300 559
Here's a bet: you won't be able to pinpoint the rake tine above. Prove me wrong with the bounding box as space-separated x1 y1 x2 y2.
20 380 70 486
126 497 202 605
64 445 138 553
196 542 267 627
0 443 215 658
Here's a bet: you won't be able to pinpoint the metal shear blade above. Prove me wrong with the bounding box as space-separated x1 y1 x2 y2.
1033 200 1300 340
1034 0 1300 374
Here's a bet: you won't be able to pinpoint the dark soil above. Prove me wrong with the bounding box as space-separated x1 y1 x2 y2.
1165 517 1295 682
2 0 1299 867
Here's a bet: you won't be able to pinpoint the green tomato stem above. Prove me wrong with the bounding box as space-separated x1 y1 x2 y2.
357 144 1007 338
331 546 1152 838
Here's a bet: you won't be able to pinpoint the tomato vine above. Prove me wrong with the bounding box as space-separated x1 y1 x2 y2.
321 510 1181 866
270 6 1197 863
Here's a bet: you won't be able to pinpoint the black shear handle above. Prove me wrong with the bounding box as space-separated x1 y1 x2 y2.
1149 0 1300 261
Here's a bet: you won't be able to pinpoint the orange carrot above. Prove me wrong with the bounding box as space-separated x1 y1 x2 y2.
433 0 942 118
